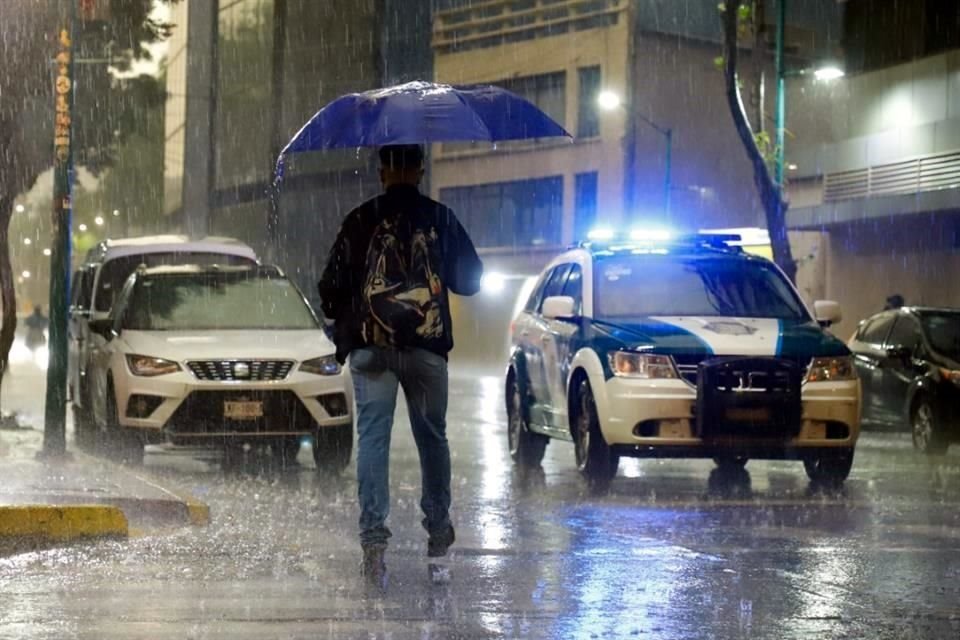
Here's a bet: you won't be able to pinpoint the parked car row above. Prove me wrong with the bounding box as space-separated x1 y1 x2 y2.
68 235 353 472
848 307 960 454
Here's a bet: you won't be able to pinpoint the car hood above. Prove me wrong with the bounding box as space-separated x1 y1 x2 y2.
591 316 849 358
117 330 335 362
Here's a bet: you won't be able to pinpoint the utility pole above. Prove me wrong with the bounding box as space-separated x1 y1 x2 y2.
42 0 77 458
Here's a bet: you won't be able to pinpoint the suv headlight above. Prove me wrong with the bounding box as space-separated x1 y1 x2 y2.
608 352 677 379
806 356 856 382
300 355 341 376
126 354 181 377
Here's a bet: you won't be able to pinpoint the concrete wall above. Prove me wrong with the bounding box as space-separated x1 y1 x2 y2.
787 50 960 179
431 4 631 245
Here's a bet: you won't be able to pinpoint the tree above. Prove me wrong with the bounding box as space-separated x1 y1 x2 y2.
0 1 173 412
719 0 797 283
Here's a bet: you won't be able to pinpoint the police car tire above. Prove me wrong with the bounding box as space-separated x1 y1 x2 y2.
507 375 548 467
574 380 618 489
802 448 854 484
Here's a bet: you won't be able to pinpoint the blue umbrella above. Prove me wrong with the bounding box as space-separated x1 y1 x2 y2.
275 80 571 179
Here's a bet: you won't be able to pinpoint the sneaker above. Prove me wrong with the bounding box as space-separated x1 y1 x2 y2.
360 544 387 587
427 524 455 558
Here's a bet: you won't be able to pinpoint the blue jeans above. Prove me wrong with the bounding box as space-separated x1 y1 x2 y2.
350 346 451 547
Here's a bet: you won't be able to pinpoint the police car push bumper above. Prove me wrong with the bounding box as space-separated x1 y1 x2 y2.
588 316 860 455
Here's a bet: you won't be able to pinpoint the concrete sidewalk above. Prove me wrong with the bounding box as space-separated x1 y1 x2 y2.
0 345 208 555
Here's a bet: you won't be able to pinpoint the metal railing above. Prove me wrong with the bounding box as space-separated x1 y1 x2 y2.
823 149 960 202
433 0 626 53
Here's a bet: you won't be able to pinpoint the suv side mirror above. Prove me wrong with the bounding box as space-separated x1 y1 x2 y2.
88 318 116 340
886 346 912 361
542 296 577 321
814 300 842 327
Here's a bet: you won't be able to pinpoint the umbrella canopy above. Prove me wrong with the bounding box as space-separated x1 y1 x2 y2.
279 80 571 157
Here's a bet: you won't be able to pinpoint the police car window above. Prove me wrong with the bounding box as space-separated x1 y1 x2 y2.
539 263 572 313
886 316 921 350
523 271 551 313
594 256 807 320
562 264 583 315
859 315 894 345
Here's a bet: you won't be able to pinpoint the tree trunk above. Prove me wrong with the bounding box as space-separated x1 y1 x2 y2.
721 0 797 283
0 197 17 414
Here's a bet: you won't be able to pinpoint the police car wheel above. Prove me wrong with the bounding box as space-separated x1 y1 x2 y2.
713 456 749 470
506 374 547 467
803 448 854 485
574 379 618 490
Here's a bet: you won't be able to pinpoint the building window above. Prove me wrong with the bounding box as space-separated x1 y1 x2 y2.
574 171 598 241
577 66 601 138
440 176 564 249
498 71 567 129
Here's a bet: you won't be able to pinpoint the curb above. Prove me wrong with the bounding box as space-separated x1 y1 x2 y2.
72 449 212 528
0 505 128 553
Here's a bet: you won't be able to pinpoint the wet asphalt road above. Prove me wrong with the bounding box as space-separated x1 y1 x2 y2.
2 374 960 639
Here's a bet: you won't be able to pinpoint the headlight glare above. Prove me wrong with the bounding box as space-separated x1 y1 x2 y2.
939 368 960 387
126 354 181 377
301 355 341 376
806 356 856 382
608 352 677 379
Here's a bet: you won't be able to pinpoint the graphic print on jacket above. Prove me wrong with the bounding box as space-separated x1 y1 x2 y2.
362 216 444 348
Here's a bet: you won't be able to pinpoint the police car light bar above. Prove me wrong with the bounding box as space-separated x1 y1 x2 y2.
581 228 741 249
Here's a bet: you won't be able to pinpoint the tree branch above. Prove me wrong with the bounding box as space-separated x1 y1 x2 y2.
721 0 797 282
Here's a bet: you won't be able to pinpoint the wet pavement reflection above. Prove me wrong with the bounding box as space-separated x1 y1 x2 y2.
2 373 959 638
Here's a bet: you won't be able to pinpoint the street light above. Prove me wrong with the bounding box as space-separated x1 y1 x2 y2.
112 209 120 217
94 216 104 226
43 248 51 256
21 271 31 279
15 204 25 214
23 238 32 246
78 223 88 232
598 90 673 219
775 0 844 187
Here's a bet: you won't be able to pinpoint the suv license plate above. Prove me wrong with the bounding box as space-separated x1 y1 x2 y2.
725 407 770 422
224 401 263 420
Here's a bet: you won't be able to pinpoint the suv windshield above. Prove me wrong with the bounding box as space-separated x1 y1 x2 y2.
122 271 318 331
95 252 257 312
920 312 960 361
594 255 809 321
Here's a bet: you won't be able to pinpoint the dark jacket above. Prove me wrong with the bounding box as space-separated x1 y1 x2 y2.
318 184 483 363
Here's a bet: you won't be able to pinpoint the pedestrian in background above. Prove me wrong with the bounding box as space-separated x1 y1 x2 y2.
24 305 48 353
884 294 905 311
318 144 483 586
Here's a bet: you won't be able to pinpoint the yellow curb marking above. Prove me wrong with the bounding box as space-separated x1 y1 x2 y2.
0 505 128 541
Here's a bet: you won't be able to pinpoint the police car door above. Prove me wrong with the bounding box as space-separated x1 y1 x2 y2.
543 263 584 432
528 264 571 427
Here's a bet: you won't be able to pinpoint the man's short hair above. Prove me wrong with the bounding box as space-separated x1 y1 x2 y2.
378 144 424 171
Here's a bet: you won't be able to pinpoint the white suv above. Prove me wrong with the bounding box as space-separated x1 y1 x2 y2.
81 264 353 472
69 235 258 424
505 233 861 489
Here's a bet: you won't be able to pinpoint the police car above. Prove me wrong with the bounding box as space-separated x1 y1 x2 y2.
505 231 861 489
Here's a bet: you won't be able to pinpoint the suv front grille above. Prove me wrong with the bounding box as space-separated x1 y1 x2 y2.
187 360 294 381
673 354 811 387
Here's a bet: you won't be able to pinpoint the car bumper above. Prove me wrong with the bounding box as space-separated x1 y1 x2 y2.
600 377 860 453
115 370 353 441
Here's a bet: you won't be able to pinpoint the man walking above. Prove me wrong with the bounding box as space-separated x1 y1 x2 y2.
318 144 483 585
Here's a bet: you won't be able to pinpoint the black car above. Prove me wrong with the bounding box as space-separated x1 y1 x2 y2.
848 308 960 454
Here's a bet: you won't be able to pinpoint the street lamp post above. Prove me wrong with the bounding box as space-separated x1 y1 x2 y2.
598 90 673 220
43 0 77 458
774 0 844 189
